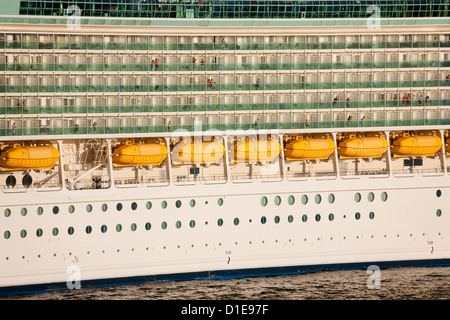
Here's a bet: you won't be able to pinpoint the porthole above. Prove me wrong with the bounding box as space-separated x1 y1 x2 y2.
288 215 294 223
86 204 93 213
190 199 196 207
68 227 74 235
369 212 375 219
315 194 321 204
161 201 167 209
4 231 11 239
260 196 268 207
315 214 321 222
20 229 27 238
175 221 182 229
4 208 11 217
261 216 267 224
436 209 442 217
176 200 182 208
116 224 122 232
101 225 107 233
328 213 334 221
301 195 308 205
274 196 281 206
355 212 361 220
381 192 388 202
217 218 224 226
52 228 59 236
274 216 280 223
146 201 152 210
218 198 224 206
86 226 92 234
302 214 308 222
101 204 108 212
21 208 27 216
233 218 239 226
436 190 442 197
288 195 295 205
52 206 59 214
368 192 375 202
68 205 75 214
354 193 361 203
161 221 167 230
22 175 32 188
6 175 16 188
131 223 137 231
189 220 196 228
328 194 335 204
116 203 123 211
145 222 151 230
36 228 43 237
131 202 138 210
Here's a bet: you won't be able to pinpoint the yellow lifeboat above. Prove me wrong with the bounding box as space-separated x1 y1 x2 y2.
391 133 442 157
171 140 225 165
112 141 168 166
230 138 281 163
445 138 450 154
0 144 60 171
284 137 335 160
338 135 388 159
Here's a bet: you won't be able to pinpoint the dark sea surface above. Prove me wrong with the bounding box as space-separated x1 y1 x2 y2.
5 266 450 300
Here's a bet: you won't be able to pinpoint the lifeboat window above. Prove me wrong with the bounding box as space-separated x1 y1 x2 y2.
101 204 108 212
369 212 375 219
302 214 308 222
355 212 361 220
53 206 59 214
217 218 224 226
161 221 167 230
86 226 92 234
381 192 388 202
21 208 27 216
146 201 152 210
131 223 137 231
328 213 334 221
261 216 267 224
218 198 224 206
22 175 32 188
20 229 27 238
176 200 182 208
6 175 16 188
328 194 335 204
52 228 59 236
176 221 182 229
4 231 11 239
116 203 123 211
274 196 281 206
145 222 151 230
288 215 294 223
261 196 268 206
161 201 167 209
68 227 74 235
315 194 322 204
354 193 361 203
131 202 138 210
101 225 107 233
86 204 93 213
233 218 239 226
36 229 43 237
116 224 122 232
301 195 308 205
315 214 321 222
189 220 196 228
436 209 442 217
274 216 280 223
68 205 74 214
190 199 196 207
4 208 11 217
368 192 375 202
436 190 442 197
288 195 295 205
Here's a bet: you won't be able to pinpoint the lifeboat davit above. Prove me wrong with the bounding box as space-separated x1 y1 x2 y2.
230 139 281 163
171 140 225 165
284 137 335 160
0 144 60 171
338 135 388 159
391 133 442 157
112 141 168 166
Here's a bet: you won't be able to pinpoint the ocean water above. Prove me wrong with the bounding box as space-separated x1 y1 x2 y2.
5 266 450 300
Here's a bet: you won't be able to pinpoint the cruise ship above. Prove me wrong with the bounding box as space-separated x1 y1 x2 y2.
1 0 450 295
